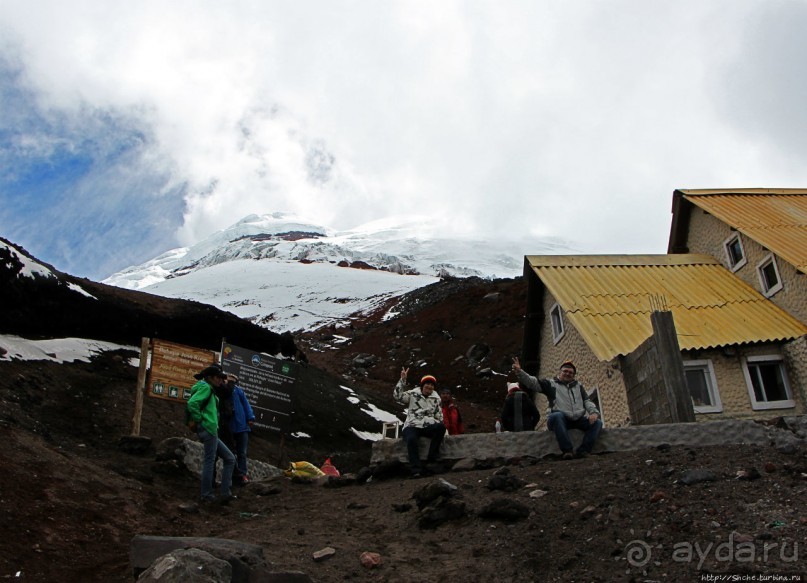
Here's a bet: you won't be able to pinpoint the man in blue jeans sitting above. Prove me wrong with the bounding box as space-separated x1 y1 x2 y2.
394 367 446 477
512 358 602 459
187 364 237 504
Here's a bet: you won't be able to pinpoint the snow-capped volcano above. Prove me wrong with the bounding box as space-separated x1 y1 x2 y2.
103 212 572 333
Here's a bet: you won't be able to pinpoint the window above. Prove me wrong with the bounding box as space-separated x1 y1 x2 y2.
742 355 794 410
683 359 722 413
757 254 783 297
587 387 605 426
722 233 747 271
549 303 565 344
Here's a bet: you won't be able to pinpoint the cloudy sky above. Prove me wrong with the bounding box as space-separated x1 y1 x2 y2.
2 1 806 280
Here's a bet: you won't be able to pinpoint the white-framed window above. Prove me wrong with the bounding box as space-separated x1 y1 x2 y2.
549 303 565 344
722 233 747 272
742 355 795 410
587 386 605 427
683 359 723 413
756 254 783 297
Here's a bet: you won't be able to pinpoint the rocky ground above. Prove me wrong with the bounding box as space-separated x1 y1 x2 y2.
1 269 806 581
1 377 806 582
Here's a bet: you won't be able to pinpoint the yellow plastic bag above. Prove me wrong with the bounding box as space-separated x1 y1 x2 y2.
283 461 326 478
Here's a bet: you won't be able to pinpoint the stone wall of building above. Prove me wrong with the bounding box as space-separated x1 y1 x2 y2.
782 335 807 415
685 208 807 323
682 343 804 419
537 291 632 428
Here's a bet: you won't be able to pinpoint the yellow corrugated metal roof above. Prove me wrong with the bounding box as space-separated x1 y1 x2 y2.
680 190 807 273
526 254 807 361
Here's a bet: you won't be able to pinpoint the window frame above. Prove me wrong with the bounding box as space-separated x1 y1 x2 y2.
742 355 795 410
756 254 783 297
549 302 565 344
587 386 605 427
683 359 723 414
722 232 747 272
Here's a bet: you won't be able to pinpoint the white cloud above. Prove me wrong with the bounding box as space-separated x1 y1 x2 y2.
3 1 807 278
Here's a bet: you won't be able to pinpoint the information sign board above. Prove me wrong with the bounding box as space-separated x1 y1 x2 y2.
147 339 217 403
221 342 297 433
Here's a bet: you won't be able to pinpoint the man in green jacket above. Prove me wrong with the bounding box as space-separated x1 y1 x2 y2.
187 364 237 504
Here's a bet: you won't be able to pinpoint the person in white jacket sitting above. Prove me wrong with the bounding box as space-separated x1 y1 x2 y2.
393 367 446 477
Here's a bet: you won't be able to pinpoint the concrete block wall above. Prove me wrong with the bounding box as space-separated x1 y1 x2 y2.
622 334 674 424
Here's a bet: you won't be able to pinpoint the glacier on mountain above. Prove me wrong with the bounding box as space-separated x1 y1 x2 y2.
103 212 572 333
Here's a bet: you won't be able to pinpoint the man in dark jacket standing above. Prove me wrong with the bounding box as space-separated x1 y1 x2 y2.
500 381 540 432
227 374 255 485
512 358 601 459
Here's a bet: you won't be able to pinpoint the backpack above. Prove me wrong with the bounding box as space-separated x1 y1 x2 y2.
185 390 213 432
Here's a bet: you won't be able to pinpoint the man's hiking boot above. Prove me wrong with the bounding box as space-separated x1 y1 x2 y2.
219 494 238 506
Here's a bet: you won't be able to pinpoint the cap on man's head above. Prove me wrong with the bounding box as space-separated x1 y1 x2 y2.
438 386 451 394
194 364 226 380
420 375 437 387
506 382 520 392
559 360 576 372
226 374 238 383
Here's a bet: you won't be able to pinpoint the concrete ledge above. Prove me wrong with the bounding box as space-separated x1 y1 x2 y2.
370 416 807 465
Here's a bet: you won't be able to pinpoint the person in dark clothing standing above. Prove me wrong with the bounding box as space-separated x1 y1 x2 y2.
500 381 540 432
212 376 241 485
512 358 601 459
227 374 255 485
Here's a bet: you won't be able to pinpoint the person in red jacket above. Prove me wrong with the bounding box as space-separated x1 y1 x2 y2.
439 387 465 435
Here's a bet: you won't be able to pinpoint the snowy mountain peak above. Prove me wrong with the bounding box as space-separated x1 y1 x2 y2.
102 213 573 333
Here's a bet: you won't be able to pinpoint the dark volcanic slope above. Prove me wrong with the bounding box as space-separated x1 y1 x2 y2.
299 276 528 433
1 238 295 356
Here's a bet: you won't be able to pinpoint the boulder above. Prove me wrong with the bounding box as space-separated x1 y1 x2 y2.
352 354 378 368
130 535 266 582
679 468 718 485
417 498 467 529
412 478 458 510
155 437 283 481
486 467 526 492
137 548 230 582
